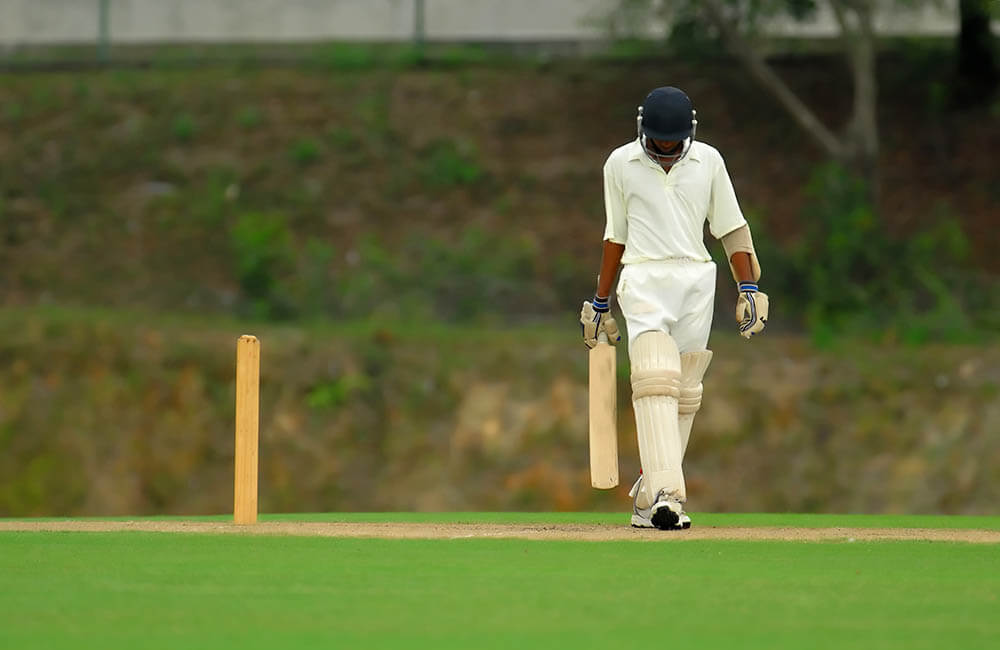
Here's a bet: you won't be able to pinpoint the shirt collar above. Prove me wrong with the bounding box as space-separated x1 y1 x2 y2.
627 138 701 166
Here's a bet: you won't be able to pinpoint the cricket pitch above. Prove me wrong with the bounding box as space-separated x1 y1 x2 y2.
2 520 998 543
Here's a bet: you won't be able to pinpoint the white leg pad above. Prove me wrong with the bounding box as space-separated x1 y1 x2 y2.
630 331 684 508
678 350 713 458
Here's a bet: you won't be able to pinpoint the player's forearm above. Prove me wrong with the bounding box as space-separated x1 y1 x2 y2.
595 241 625 299
729 252 755 284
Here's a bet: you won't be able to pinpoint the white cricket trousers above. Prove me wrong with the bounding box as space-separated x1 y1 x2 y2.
615 259 716 353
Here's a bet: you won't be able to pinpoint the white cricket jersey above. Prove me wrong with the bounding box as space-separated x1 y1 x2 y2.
602 139 747 265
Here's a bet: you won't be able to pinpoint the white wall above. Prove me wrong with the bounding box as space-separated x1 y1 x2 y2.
109 0 415 42
0 0 417 44
425 0 611 40
0 0 973 47
1 0 100 44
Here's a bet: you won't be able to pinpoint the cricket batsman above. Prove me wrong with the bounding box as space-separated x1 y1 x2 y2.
580 86 768 530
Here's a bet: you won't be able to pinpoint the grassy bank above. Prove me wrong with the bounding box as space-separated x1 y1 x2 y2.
1 307 997 517
2 56 997 329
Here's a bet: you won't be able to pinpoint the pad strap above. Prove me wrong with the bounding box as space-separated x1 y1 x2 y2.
678 385 703 415
678 350 713 415
630 369 681 400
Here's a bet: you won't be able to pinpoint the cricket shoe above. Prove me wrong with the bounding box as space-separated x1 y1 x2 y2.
650 490 684 529
632 508 690 530
629 476 688 530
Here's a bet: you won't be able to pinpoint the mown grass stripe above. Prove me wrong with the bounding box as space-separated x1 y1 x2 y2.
0 532 996 650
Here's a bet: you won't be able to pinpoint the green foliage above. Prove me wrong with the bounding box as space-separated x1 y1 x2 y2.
312 43 377 70
603 0 819 46
230 212 295 319
385 45 425 68
236 106 263 129
759 163 984 343
171 113 196 141
3 102 24 123
435 45 490 66
72 80 89 99
36 180 71 220
338 228 546 322
29 86 57 112
491 192 514 215
355 91 392 139
338 235 407 318
328 126 359 151
420 139 483 188
289 138 322 166
306 374 370 410
299 237 337 318
412 228 534 319
295 42 487 71
927 80 949 114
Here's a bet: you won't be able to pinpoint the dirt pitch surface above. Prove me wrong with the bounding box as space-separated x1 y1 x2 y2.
2 520 999 543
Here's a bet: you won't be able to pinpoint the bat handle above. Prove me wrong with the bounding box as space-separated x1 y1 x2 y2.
597 331 609 344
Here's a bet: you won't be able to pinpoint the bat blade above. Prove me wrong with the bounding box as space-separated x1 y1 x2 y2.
588 339 619 489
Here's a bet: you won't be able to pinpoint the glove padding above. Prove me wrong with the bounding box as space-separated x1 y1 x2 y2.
735 282 769 339
580 298 621 349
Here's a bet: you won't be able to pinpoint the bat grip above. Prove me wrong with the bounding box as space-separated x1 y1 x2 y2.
597 331 609 344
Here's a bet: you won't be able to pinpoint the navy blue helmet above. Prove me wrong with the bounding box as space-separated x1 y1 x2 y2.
637 86 698 166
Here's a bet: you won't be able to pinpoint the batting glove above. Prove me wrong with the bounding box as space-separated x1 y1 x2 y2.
735 282 769 339
580 296 621 349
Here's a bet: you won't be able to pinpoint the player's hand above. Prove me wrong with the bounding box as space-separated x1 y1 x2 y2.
735 282 769 339
580 296 621 349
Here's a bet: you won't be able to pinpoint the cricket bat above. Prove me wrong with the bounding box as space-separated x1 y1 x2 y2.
588 331 619 489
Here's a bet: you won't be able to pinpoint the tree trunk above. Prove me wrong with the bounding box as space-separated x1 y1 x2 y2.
830 0 879 201
955 0 998 107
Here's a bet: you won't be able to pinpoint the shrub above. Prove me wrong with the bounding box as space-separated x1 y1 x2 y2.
312 43 377 70
337 228 545 323
237 106 263 129
420 139 483 188
171 114 196 142
230 212 295 319
759 163 982 343
328 126 359 151
290 138 321 166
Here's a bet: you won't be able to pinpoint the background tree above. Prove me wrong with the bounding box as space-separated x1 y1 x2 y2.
954 0 998 107
704 1 877 197
603 0 967 199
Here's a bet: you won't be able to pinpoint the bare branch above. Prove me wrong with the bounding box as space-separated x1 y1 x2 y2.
701 0 847 159
829 0 873 38
829 0 853 36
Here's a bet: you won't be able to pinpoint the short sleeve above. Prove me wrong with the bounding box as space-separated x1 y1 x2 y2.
602 156 627 244
707 152 747 239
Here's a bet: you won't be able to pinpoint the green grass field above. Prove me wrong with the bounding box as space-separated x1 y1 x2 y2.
2 513 998 649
